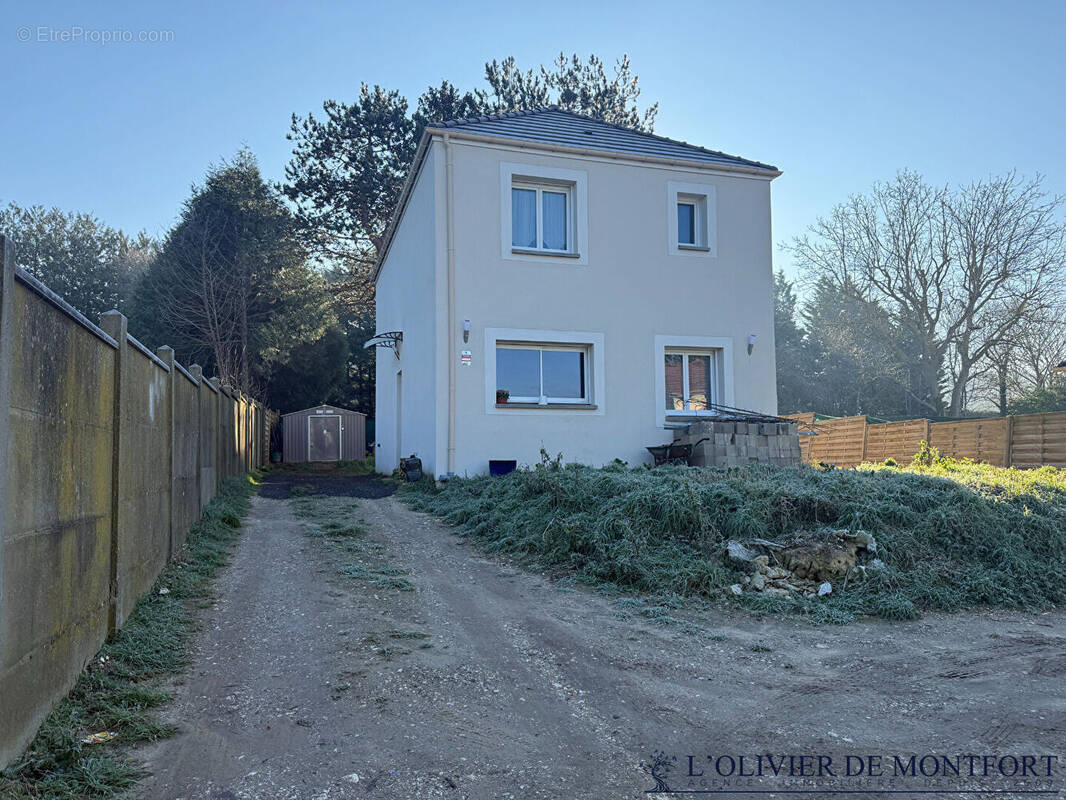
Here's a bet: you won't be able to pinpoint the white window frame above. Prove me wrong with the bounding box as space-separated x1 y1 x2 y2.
667 181 717 257
510 181 574 255
664 349 720 414
501 162 589 265
496 342 590 404
485 328 605 415
676 193 707 247
654 335 734 428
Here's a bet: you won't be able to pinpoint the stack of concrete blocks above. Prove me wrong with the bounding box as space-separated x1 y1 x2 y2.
672 419 801 467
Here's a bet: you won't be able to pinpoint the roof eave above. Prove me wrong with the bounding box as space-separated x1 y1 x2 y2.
430 126 782 178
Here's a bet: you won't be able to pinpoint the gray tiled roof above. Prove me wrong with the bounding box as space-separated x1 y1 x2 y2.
427 107 778 173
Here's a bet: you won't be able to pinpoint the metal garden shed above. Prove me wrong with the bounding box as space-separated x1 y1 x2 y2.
281 404 366 463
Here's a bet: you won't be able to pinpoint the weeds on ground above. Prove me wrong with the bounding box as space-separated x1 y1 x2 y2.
0 474 259 799
289 494 415 593
399 454 1066 624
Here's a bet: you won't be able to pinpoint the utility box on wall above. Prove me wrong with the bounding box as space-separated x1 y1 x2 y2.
281 404 367 463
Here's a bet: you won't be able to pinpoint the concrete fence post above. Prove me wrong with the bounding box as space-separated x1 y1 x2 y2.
0 237 16 677
98 310 127 635
189 365 203 516
155 346 176 559
213 379 224 487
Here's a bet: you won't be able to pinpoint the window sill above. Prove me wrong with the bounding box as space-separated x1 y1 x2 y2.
677 243 711 252
496 402 597 410
511 247 581 259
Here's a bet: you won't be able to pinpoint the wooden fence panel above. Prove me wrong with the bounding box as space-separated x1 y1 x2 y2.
929 418 1009 466
774 410 1066 470
864 418 930 463
1010 412 1066 468
807 415 867 466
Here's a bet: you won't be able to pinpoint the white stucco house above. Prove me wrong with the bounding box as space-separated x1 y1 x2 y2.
370 107 781 477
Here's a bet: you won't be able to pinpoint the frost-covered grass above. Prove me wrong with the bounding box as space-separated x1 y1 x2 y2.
399 453 1066 624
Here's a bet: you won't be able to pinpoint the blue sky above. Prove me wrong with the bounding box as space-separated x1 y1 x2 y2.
3 0 1064 280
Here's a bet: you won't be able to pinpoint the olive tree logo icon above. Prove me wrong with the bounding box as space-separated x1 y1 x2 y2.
641 751 676 793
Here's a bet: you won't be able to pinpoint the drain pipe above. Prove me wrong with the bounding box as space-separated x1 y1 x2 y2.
444 133 457 477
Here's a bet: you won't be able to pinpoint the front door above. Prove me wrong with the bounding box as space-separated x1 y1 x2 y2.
308 415 341 461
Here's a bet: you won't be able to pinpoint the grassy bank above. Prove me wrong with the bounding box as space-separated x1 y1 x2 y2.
0 474 260 799
399 454 1066 624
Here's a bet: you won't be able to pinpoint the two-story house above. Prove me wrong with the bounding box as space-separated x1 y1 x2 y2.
370 108 781 477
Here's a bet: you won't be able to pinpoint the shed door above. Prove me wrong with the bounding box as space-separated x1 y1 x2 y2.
308 415 342 461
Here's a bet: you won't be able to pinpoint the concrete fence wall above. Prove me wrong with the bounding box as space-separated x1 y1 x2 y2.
786 409 1066 469
0 236 277 768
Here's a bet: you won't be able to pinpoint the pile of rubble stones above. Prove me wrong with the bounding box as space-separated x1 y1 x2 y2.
725 530 883 598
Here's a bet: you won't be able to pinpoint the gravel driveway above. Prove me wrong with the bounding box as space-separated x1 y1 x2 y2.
136 474 1066 799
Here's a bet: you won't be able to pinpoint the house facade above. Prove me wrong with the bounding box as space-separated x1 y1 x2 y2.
371 108 781 477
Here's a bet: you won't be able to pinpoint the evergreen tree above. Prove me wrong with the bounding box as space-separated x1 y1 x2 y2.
132 151 335 397
0 203 154 319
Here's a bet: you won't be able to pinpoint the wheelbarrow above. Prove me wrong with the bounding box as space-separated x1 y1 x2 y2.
646 438 708 466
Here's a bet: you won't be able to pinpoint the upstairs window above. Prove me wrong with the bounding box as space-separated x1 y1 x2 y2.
668 182 717 257
676 193 708 249
501 162 588 263
677 201 697 246
511 182 573 253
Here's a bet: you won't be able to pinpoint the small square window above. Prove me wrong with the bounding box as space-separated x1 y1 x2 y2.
676 193 706 248
668 182 716 256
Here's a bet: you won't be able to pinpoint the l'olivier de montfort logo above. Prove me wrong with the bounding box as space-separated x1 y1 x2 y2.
641 751 1061 794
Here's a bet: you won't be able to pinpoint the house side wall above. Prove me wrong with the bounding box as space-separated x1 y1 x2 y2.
375 144 442 475
446 140 777 475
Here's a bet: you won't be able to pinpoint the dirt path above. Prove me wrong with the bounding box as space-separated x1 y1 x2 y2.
137 476 1066 799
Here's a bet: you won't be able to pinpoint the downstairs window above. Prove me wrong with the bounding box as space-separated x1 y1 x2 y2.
496 343 589 405
664 349 721 414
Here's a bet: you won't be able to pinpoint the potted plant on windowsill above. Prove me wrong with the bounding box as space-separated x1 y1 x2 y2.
496 389 510 404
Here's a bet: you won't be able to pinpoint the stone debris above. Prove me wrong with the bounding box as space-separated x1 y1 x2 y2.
727 530 879 598
726 540 762 565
